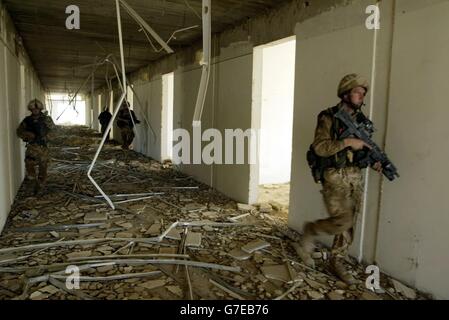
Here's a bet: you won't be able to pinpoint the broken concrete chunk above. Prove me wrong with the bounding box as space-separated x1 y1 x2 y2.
335 281 349 290
360 291 382 300
78 228 93 235
307 290 324 300
228 248 251 261
66 251 92 259
165 228 182 240
115 232 134 238
159 247 178 255
202 211 219 219
237 203 255 212
203 225 214 232
84 212 108 222
261 264 296 283
96 246 114 254
184 203 207 212
166 285 183 297
30 291 48 300
145 223 161 236
311 252 323 259
123 267 133 273
373 287 386 294
391 279 417 299
258 203 272 213
327 290 345 300
97 265 114 273
140 279 166 290
256 274 268 283
269 201 284 211
233 275 246 283
188 213 200 219
304 278 326 290
114 221 133 229
49 231 60 238
185 232 202 247
274 289 283 296
40 285 59 295
253 251 264 264
241 240 270 253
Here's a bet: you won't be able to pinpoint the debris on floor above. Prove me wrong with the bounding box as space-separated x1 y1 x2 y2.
0 126 431 300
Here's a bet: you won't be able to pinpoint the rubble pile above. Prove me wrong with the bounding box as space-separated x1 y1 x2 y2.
0 126 430 300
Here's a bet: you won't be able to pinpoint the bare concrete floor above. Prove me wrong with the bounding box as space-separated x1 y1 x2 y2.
0 126 429 300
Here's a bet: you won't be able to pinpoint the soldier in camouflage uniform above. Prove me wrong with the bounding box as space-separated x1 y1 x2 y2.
116 101 140 150
98 107 112 142
296 74 382 284
16 99 56 195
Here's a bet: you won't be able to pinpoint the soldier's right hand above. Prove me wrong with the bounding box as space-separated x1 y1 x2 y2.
344 138 371 151
23 132 36 142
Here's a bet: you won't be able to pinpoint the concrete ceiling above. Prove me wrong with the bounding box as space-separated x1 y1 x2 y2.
3 0 290 94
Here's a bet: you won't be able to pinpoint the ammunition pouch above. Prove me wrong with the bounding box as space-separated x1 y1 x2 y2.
307 145 368 183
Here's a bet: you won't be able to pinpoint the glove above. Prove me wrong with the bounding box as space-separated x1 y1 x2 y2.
22 132 36 142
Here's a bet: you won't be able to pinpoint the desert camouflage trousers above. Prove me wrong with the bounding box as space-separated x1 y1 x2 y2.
304 167 364 260
120 127 135 149
25 144 49 184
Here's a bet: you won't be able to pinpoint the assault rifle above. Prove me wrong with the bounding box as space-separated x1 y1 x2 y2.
334 108 400 181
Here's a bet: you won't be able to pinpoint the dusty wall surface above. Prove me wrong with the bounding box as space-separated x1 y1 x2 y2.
374 0 449 300
132 78 163 162
0 3 44 234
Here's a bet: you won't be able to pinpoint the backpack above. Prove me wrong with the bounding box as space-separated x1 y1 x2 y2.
306 106 346 183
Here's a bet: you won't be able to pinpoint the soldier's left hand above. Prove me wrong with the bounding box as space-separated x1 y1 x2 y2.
373 161 383 173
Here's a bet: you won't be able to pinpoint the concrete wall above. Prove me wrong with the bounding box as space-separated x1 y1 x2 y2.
288 0 449 299
0 3 44 233
126 42 255 202
173 61 214 187
133 78 163 161
375 0 449 301
170 42 255 202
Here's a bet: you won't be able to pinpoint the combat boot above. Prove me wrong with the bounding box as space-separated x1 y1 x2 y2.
34 177 48 196
23 177 37 197
292 241 315 269
293 223 316 268
33 180 41 195
329 258 357 285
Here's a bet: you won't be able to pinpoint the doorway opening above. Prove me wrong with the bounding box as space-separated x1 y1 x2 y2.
161 72 174 161
250 36 296 219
